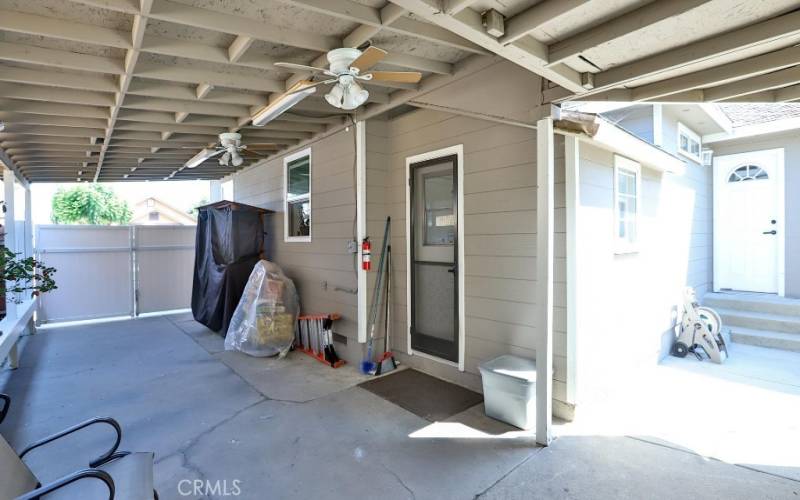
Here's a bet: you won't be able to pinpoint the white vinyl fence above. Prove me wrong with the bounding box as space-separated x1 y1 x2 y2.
36 225 196 323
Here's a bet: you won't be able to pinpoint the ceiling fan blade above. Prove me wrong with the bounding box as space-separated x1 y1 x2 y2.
274 62 330 74
284 79 337 96
350 46 387 72
365 71 422 83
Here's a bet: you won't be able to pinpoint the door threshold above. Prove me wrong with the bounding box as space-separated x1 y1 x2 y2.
410 348 459 368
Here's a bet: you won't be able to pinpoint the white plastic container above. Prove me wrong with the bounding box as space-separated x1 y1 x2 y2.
479 354 537 430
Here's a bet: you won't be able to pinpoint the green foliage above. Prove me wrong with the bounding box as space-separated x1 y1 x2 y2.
0 248 57 302
51 184 132 225
189 198 208 215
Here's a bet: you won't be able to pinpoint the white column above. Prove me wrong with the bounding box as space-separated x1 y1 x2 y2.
4 167 17 319
565 135 580 406
536 117 554 446
24 186 33 258
355 121 368 343
209 179 223 202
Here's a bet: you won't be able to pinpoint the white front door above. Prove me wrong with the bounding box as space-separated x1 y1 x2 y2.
713 148 784 294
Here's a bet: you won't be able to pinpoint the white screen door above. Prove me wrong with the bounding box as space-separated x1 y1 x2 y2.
713 148 784 294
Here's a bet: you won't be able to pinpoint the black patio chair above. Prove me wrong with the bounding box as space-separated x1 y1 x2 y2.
0 393 157 499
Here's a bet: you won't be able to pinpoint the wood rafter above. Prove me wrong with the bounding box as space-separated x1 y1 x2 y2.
1 0 799 181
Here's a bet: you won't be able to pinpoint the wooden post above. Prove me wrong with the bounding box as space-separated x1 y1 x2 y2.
536 117 554 446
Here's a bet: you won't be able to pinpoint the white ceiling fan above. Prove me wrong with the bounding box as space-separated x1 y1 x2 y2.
251 46 422 126
183 132 270 170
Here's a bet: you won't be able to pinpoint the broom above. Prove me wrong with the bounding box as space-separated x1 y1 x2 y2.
361 217 391 374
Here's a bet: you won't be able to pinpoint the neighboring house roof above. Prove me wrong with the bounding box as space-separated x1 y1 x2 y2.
132 197 197 225
717 104 800 127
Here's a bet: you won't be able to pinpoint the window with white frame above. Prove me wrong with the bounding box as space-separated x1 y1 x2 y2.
677 122 702 163
614 155 641 253
284 148 311 242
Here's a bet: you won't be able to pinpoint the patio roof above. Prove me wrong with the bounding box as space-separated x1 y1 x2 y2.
0 0 798 183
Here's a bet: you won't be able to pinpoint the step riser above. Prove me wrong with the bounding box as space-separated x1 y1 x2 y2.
721 314 800 334
731 331 800 352
704 297 800 316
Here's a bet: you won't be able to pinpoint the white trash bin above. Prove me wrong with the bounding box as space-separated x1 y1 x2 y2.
479 355 537 430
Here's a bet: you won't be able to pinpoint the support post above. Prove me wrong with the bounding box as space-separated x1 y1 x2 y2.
209 180 223 202
355 121 367 344
4 167 17 320
24 186 33 258
565 135 580 406
536 117 554 446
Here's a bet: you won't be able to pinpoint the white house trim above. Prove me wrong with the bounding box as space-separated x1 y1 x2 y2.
404 144 466 372
565 135 579 406
704 117 800 144
580 116 686 174
536 116 554 446
283 147 312 243
356 122 368 343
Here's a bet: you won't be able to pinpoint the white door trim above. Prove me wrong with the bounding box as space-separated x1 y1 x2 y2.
405 144 465 371
712 148 785 296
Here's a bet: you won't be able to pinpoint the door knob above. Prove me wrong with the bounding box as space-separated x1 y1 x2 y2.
763 230 777 235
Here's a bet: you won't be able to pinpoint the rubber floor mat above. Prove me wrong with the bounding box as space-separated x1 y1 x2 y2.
359 369 483 421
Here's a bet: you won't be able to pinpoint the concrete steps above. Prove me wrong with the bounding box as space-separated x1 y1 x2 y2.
703 293 800 352
727 327 800 352
713 308 800 334
703 292 800 316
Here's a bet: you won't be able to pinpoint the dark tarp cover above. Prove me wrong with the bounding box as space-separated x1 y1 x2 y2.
191 201 270 334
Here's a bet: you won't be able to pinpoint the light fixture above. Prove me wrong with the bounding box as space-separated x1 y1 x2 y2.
251 81 316 126
184 148 218 169
324 75 369 110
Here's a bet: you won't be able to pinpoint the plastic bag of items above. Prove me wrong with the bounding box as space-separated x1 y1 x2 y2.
225 260 300 357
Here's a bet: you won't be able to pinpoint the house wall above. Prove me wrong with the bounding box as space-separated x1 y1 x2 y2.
232 127 364 363
575 133 713 402
380 108 571 418
231 106 573 418
710 130 800 298
601 105 655 144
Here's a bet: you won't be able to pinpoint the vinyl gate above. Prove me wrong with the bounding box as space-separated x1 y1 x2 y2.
36 225 196 323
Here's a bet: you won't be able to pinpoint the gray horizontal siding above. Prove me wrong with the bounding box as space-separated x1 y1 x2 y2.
233 128 363 363
382 108 570 409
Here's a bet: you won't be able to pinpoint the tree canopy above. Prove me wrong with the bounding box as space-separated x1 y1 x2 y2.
51 184 132 225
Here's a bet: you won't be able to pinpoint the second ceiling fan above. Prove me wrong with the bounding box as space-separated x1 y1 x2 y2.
252 46 422 125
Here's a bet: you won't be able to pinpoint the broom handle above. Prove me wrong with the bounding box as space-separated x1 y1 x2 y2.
367 217 391 334
384 245 391 353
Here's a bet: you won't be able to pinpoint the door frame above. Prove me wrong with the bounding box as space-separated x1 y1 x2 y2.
712 148 785 296
405 144 465 371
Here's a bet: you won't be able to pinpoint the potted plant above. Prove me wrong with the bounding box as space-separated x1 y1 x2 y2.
0 247 57 318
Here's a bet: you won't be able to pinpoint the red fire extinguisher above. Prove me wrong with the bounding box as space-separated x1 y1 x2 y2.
361 237 371 271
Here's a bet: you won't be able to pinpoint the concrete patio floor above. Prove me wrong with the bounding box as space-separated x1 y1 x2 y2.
1 314 798 499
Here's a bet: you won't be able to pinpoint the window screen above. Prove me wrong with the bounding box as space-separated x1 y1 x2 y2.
284 150 311 241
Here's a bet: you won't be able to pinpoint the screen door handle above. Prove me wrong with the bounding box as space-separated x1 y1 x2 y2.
447 266 457 273
763 230 777 235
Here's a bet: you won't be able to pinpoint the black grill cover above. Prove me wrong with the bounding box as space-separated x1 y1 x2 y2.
191 201 270 334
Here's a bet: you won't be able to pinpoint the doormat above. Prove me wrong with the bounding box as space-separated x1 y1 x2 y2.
359 369 483 421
